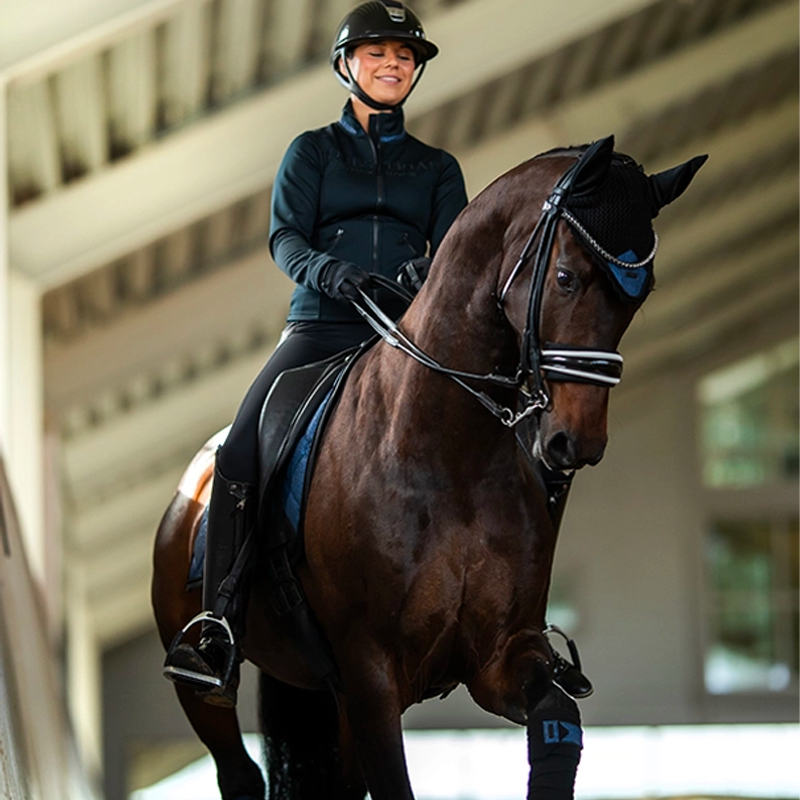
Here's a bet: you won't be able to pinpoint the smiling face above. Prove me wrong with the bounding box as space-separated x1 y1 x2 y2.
345 39 416 109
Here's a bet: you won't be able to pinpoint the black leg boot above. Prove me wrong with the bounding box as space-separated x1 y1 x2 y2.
527 682 583 800
163 460 255 707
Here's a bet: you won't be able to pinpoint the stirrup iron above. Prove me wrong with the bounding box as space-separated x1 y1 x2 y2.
544 623 593 698
163 611 237 689
544 623 583 672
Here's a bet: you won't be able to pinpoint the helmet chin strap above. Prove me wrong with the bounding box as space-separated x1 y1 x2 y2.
341 55 427 111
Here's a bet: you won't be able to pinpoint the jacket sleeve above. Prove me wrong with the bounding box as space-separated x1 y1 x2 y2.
269 133 352 292
428 151 468 256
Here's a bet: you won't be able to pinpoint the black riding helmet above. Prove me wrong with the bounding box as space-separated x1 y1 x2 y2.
331 1 439 111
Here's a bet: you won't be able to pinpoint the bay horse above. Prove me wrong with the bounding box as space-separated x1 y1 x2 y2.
152 136 705 800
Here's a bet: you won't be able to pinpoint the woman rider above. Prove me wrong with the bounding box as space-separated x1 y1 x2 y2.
164 0 469 705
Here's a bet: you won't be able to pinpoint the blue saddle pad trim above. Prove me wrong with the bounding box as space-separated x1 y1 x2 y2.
188 389 333 585
282 389 333 532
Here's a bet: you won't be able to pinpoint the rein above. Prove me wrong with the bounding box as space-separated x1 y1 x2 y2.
351 152 650 426
353 281 529 426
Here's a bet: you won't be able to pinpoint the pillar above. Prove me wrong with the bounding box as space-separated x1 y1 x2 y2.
0 77 9 448
7 271 45 587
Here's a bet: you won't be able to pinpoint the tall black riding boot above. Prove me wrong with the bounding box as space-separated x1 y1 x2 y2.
163 460 255 707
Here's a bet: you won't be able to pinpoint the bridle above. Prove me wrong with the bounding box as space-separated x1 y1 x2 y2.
352 152 656 427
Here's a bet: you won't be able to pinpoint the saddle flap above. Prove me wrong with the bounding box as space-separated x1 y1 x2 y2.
256 340 374 543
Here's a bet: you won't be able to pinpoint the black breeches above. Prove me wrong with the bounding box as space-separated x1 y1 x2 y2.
217 321 374 482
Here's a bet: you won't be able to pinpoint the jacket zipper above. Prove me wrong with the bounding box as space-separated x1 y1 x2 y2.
368 133 382 272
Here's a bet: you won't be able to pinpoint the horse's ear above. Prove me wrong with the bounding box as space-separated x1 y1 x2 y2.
648 154 708 216
570 135 615 198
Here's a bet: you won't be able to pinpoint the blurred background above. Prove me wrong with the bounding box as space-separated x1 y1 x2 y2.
0 0 797 798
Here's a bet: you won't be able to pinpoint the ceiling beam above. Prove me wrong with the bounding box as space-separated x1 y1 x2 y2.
0 0 186 75
646 96 798 184
89 567 156 649
624 272 799 381
44 250 293 411
59 344 272 496
8 0 666 288
69 467 183 548
655 170 799 281
625 229 798 348
456 1 798 195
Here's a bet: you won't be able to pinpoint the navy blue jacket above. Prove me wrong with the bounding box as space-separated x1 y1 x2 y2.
269 101 468 322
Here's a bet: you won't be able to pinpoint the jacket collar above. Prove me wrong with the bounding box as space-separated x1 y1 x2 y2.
339 99 406 143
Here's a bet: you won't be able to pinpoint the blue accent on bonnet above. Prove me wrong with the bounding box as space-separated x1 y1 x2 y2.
608 250 650 299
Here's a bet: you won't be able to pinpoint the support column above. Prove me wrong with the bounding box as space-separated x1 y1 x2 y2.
0 77 9 449
66 558 103 783
7 272 45 587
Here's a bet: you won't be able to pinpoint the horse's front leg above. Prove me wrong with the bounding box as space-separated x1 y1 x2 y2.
469 645 583 800
338 649 415 800
526 681 583 800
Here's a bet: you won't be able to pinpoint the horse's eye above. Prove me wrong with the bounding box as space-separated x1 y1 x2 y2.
556 268 576 292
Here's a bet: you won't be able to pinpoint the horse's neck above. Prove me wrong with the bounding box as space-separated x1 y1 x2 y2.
380 252 519 453
402 254 513 380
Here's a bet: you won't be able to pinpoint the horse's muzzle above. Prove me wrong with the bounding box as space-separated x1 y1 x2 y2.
544 429 606 471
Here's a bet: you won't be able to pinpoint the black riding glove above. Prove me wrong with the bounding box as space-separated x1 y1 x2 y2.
320 262 370 304
397 257 432 295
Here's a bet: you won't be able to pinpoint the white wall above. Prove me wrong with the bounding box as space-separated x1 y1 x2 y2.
557 374 705 726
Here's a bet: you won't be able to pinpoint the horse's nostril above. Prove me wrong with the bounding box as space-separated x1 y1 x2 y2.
546 431 576 470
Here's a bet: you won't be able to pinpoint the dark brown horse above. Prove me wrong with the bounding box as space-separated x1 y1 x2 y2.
152 136 705 800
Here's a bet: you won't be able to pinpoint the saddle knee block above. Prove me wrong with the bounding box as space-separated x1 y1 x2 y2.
527 683 583 800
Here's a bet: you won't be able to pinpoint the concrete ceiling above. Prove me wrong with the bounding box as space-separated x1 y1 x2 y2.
4 0 797 648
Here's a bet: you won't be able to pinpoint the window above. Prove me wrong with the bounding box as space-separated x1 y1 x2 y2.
698 337 799 696
698 338 799 488
704 517 798 694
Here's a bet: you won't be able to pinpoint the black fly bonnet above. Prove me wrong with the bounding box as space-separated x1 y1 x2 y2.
354 135 706 427
498 136 707 421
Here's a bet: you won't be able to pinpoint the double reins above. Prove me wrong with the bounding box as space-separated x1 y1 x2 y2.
351 154 632 427
352 280 527 426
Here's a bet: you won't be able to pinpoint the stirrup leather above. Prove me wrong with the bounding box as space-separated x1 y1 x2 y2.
163 611 237 689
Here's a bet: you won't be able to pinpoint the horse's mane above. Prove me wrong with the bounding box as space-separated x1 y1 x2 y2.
534 144 589 160
535 143 642 171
